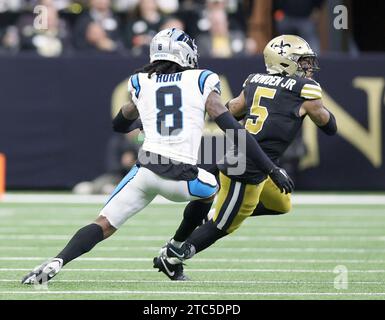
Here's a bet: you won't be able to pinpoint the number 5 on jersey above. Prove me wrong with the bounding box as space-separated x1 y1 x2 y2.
245 86 276 135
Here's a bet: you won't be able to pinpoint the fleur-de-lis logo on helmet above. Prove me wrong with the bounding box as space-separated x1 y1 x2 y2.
264 35 319 77
272 40 291 56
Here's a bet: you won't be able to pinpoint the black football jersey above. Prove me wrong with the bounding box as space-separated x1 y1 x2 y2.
218 73 322 184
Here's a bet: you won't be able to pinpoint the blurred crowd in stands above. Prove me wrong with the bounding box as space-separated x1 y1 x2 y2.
3 0 379 193
0 0 328 57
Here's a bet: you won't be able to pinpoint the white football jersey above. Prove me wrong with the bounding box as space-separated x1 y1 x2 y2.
128 69 220 165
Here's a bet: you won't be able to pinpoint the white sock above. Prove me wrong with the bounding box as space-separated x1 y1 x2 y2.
207 208 215 220
167 257 183 265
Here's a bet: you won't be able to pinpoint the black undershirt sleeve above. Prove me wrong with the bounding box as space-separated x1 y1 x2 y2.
112 109 139 133
318 111 337 135
225 102 246 121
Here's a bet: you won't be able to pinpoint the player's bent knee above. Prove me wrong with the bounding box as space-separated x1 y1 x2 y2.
94 216 117 239
277 200 292 214
265 196 292 214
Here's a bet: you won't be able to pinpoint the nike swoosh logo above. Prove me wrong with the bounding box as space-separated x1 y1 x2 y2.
169 247 185 259
23 275 35 284
161 258 175 277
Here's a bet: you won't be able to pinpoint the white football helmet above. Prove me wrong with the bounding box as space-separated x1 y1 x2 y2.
150 28 199 68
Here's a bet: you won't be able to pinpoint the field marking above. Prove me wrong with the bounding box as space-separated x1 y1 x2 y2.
2 257 385 264
3 220 385 228
3 193 385 205
2 226 385 235
3 213 385 219
1 279 384 285
1 290 385 297
0 246 384 254
1 268 385 273
1 246 384 254
1 234 385 242
0 210 16 217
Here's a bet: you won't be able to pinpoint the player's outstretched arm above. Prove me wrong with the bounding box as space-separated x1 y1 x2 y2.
205 91 294 194
112 94 140 133
300 99 337 135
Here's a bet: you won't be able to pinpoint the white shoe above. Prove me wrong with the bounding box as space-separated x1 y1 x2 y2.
21 258 63 285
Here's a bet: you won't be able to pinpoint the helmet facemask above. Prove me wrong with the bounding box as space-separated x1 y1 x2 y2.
176 37 199 68
294 55 320 78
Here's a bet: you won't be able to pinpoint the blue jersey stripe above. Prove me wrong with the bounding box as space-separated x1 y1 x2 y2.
198 70 213 94
104 165 139 206
131 74 141 98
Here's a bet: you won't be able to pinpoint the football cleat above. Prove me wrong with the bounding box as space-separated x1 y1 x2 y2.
166 241 196 260
153 256 189 281
21 258 63 285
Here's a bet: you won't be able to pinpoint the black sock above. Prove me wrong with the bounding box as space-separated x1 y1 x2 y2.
56 223 104 266
186 220 227 254
173 200 213 242
251 202 286 216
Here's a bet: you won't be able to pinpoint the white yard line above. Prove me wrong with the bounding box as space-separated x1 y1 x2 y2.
0 279 383 285
0 234 385 241
2 220 385 228
0 246 384 253
2 193 385 205
1 290 385 296
0 228 385 235
1 194 164 204
1 257 385 264
1 268 384 273
1 226 385 234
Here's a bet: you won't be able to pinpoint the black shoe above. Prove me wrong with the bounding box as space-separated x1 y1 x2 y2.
166 242 196 260
153 256 189 281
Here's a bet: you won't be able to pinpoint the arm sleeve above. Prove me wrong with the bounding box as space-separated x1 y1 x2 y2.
318 111 337 135
112 109 139 133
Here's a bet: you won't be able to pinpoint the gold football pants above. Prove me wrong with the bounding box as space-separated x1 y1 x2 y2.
213 173 291 234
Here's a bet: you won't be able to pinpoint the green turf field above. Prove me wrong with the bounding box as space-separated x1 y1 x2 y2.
1 196 385 300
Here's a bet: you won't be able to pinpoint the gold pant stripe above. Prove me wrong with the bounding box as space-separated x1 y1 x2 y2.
213 173 266 233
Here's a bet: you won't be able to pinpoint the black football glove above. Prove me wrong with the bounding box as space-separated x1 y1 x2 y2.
268 167 295 194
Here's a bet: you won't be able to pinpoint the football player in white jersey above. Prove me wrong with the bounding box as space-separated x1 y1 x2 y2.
21 29 293 284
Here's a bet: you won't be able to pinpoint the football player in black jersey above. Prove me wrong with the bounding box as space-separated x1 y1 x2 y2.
154 34 337 280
